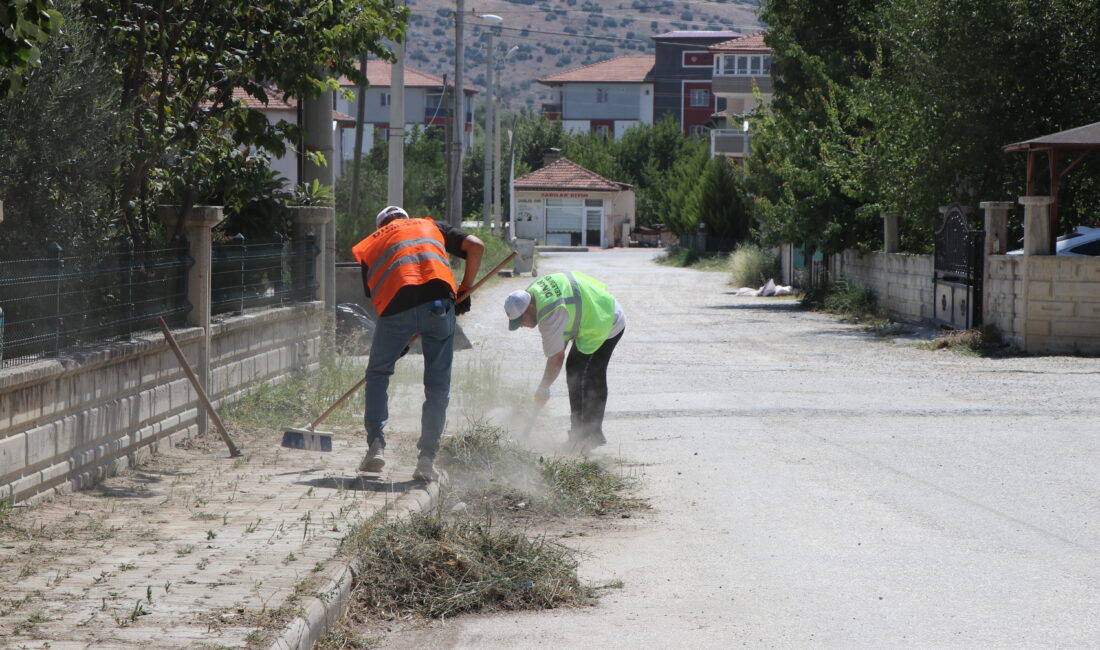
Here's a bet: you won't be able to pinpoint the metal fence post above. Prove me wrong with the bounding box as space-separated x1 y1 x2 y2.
118 237 135 340
47 242 63 356
273 232 286 303
233 233 246 314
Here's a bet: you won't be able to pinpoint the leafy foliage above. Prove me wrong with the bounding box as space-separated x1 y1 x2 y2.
0 0 62 96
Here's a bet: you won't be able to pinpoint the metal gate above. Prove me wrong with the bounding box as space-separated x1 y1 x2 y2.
933 204 984 329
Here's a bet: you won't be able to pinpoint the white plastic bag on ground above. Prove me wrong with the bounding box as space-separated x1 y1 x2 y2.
758 279 777 297
735 287 759 296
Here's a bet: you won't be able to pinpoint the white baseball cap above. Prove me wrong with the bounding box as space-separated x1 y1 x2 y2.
376 205 409 228
504 290 532 330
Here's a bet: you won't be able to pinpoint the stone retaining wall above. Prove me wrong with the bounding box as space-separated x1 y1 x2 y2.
0 302 323 505
836 251 934 323
986 255 1100 354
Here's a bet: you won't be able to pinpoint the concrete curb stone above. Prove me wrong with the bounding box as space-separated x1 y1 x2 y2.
268 474 445 650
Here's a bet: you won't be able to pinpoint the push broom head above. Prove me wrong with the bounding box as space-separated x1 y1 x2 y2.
281 427 334 452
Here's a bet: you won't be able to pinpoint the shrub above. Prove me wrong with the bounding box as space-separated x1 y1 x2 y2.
729 243 778 288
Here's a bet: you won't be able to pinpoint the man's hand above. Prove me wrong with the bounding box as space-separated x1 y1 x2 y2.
456 284 472 315
534 385 550 407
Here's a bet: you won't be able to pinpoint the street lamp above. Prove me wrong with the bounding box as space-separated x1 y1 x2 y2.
478 14 503 231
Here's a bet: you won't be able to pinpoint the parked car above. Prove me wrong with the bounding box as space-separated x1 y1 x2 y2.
1007 226 1100 256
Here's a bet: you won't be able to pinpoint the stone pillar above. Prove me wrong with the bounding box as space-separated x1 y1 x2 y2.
1019 196 1054 256
980 201 1013 256
158 205 225 435
882 211 899 253
289 206 335 305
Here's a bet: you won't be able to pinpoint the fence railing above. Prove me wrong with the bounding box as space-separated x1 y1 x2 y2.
0 239 192 367
210 232 319 317
0 232 319 367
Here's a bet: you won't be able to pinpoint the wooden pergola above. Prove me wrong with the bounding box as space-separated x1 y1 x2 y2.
1004 121 1100 251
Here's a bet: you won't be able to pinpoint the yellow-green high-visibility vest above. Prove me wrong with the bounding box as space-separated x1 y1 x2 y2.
527 272 615 354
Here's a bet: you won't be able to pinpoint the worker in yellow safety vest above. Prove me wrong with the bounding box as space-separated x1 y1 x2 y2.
504 272 625 452
351 206 484 481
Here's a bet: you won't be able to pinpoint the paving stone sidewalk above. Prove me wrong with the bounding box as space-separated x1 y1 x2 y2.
0 416 434 649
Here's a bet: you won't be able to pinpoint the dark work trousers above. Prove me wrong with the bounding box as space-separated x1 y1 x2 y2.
565 328 624 443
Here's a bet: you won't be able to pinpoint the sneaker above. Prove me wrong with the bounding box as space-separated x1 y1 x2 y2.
412 455 439 482
358 439 385 473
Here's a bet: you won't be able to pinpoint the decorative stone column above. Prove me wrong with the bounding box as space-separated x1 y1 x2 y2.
1019 196 1054 256
159 205 225 435
289 206 335 306
980 201 1013 256
882 211 900 253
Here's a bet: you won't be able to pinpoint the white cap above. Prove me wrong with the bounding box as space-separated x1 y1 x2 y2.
504 290 532 330
376 205 409 228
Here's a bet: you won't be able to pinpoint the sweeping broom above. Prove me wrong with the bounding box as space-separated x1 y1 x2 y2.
281 251 517 451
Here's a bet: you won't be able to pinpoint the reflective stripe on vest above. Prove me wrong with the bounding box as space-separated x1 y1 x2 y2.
535 272 583 339
350 219 456 314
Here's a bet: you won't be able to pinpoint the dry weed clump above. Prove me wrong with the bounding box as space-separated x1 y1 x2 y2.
343 512 591 619
925 328 985 354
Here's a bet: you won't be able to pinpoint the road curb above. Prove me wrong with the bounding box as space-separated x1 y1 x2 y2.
268 475 445 650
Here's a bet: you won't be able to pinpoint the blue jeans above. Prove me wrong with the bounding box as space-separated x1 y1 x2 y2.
364 299 455 459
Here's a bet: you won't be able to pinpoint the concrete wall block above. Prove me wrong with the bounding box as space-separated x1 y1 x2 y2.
1078 302 1100 319
55 414 79 456
140 350 162 386
0 432 27 479
1028 280 1052 299
8 383 44 430
25 421 57 466
1051 320 1100 339
1056 281 1100 300
1027 260 1057 281
1056 259 1100 282
1028 300 1074 319
39 459 71 486
1026 335 1088 355
169 377 192 410
9 472 41 502
1024 319 1051 336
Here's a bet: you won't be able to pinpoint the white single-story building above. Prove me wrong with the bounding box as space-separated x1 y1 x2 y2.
511 153 635 247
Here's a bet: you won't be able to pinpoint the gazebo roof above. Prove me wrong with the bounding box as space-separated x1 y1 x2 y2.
1003 121 1100 152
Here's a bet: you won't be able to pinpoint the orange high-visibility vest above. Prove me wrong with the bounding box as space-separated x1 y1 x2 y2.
351 219 456 314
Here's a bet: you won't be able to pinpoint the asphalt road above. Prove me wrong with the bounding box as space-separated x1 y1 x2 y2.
382 249 1100 649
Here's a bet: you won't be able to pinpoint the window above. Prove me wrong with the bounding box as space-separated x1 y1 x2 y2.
716 54 773 77
380 92 391 107
596 88 609 103
594 124 610 139
690 88 710 107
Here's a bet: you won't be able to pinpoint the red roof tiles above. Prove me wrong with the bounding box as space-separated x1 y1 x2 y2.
538 55 655 85
335 60 477 94
710 33 771 54
514 158 627 192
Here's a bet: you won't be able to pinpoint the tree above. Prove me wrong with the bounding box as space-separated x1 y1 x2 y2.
696 157 750 242
80 0 409 246
0 0 62 96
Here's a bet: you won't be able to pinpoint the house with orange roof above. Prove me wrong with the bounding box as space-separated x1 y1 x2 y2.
334 60 478 159
537 55 655 140
708 33 774 159
231 88 356 185
512 151 635 247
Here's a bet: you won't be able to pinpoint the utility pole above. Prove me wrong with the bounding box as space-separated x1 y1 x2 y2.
349 53 368 225
387 37 406 207
448 0 465 227
493 73 502 234
482 29 494 231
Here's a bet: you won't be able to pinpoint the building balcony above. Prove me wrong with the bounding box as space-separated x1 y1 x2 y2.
712 75 774 96
541 103 562 120
711 128 752 157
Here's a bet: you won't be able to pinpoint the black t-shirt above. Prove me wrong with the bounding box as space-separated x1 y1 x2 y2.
360 220 470 317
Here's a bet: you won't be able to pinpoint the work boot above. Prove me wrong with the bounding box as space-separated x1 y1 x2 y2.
412 455 439 482
581 431 607 454
358 439 385 473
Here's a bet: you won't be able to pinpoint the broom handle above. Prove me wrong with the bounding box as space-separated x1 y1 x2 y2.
309 252 518 431
156 317 242 457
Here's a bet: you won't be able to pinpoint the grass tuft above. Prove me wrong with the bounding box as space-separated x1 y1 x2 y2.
729 242 778 288
222 354 364 428
800 280 883 322
916 328 990 356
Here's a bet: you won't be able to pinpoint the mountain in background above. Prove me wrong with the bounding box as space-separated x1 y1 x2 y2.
399 0 762 111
